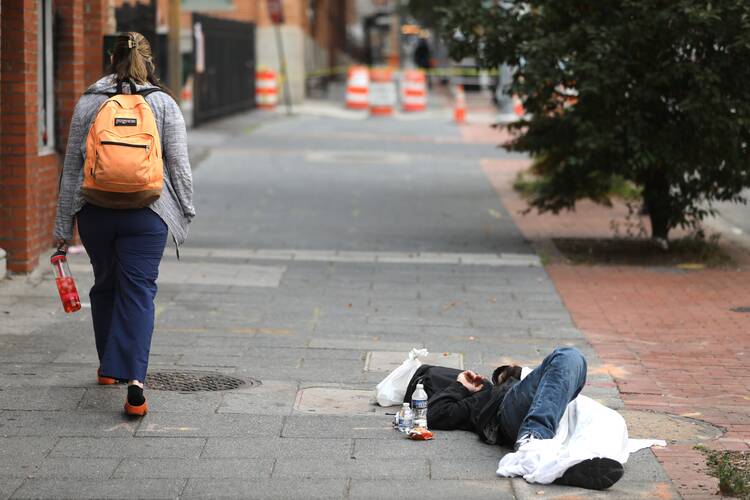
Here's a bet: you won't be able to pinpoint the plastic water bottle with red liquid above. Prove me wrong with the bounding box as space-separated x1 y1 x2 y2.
51 249 81 313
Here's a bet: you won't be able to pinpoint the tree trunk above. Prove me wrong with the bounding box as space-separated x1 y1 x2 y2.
643 172 670 241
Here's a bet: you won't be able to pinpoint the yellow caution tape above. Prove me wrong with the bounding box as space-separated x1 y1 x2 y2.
301 65 501 80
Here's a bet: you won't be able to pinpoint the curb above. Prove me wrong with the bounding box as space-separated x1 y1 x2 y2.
704 213 750 265
187 144 211 172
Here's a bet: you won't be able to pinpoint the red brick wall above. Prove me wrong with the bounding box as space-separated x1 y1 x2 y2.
309 0 351 67
83 0 106 85
0 0 40 273
56 0 87 149
0 0 93 273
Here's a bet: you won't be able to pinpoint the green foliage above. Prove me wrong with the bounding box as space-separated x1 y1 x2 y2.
513 171 547 198
514 170 641 202
405 0 455 28
427 0 750 240
696 445 750 499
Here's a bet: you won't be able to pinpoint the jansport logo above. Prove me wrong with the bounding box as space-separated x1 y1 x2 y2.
114 118 137 126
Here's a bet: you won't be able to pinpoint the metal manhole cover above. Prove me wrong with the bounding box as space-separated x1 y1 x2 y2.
731 306 750 313
145 371 254 392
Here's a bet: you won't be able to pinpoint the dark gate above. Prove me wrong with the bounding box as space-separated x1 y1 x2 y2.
192 14 255 126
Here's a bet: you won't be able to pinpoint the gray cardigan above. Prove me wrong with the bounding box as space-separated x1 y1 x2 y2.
54 75 195 247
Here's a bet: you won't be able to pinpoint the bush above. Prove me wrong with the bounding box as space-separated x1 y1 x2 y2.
427 0 750 241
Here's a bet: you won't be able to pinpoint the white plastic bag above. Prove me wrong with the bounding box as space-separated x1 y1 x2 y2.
374 348 428 407
497 392 666 483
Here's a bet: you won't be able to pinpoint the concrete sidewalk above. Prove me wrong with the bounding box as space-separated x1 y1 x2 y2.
0 101 677 499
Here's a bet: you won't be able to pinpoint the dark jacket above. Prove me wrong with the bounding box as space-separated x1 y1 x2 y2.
406 364 520 446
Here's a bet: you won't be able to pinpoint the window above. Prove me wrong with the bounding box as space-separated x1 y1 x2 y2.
37 0 55 153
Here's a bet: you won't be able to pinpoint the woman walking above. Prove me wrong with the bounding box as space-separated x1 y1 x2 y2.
54 32 195 416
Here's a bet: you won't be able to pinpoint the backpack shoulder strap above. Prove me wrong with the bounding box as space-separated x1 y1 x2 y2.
82 79 163 98
138 87 163 98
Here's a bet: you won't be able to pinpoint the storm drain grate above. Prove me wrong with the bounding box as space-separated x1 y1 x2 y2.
730 306 750 313
145 370 255 392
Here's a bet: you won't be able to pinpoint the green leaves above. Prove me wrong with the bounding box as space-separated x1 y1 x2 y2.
421 0 750 239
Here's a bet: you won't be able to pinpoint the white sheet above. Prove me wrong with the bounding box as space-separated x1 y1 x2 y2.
496 368 666 484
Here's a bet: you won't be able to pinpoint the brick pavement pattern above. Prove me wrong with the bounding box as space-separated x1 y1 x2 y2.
481 155 750 499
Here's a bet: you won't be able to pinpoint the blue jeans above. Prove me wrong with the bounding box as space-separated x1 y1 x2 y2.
77 204 168 382
498 347 587 443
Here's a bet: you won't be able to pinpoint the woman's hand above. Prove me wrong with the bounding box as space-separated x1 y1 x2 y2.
55 239 69 253
457 370 484 392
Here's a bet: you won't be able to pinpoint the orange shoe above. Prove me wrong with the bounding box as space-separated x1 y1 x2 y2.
97 369 117 385
124 384 148 416
124 399 148 416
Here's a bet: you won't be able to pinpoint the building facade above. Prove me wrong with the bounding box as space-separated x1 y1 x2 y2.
162 0 356 104
0 0 358 273
0 0 107 273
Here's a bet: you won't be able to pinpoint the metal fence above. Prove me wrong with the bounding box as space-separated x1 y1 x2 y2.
192 14 255 126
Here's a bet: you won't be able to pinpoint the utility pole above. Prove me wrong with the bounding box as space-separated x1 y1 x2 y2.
267 0 292 115
273 24 293 115
168 0 182 94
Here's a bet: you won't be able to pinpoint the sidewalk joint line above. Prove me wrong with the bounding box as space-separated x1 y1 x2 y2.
172 247 542 268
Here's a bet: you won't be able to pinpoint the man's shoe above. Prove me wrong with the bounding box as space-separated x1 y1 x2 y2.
97 369 117 385
514 432 541 452
554 457 624 490
124 384 148 416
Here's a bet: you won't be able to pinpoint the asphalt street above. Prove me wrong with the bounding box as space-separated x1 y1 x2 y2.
0 103 677 499
715 190 750 237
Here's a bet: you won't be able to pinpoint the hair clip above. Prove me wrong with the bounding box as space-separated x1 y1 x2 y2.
127 39 136 49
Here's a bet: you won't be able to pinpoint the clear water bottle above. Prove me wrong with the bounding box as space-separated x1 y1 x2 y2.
411 382 428 429
397 403 413 432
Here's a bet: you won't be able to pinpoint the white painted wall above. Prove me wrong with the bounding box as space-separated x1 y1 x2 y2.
256 25 306 105
257 25 354 105
0 248 6 280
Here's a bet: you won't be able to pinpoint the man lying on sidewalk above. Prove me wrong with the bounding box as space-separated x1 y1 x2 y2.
403 347 624 490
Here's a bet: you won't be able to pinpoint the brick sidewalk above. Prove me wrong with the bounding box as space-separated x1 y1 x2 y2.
469 125 750 498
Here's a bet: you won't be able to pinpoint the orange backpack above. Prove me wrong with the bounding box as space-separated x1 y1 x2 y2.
81 82 163 209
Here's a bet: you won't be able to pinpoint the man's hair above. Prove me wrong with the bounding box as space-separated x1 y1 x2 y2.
492 365 523 385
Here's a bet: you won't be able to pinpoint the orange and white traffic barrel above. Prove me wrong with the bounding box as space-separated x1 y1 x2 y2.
401 69 427 112
454 84 466 124
179 76 194 127
345 65 369 110
256 68 278 110
180 75 193 104
368 67 396 116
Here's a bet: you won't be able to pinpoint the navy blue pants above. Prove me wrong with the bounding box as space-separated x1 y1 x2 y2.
77 204 167 382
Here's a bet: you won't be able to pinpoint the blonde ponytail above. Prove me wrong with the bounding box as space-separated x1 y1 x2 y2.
125 33 154 84
109 32 159 87
106 32 175 99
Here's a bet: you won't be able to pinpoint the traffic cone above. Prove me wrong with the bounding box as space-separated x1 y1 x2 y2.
454 84 466 124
